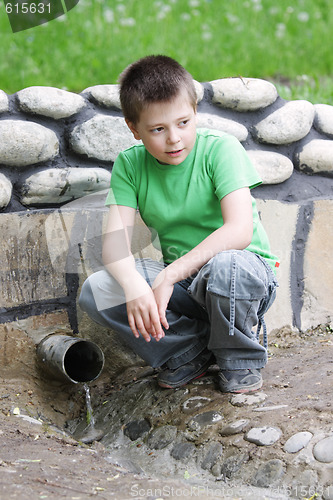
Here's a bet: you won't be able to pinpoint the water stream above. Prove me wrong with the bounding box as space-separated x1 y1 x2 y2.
78 383 104 444
83 382 95 428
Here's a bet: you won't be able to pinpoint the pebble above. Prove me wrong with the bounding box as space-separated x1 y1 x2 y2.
187 410 223 432
295 138 333 174
211 77 278 111
251 459 284 488
197 112 248 142
313 435 333 463
79 428 105 444
0 173 12 209
0 89 9 113
253 100 314 145
220 453 249 479
17 86 86 119
20 167 110 205
182 396 211 413
283 431 313 453
314 103 333 137
193 80 204 103
170 441 196 461
123 419 151 441
146 425 178 450
199 441 223 470
245 426 282 446
0 120 59 167
70 114 139 163
230 392 267 407
247 150 294 184
220 419 249 436
82 84 121 110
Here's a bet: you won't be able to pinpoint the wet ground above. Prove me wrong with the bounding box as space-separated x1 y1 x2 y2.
0 325 332 499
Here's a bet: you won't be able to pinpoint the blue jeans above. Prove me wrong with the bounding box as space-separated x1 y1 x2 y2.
79 250 278 371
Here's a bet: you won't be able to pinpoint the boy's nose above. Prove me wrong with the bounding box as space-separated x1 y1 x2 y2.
167 128 181 144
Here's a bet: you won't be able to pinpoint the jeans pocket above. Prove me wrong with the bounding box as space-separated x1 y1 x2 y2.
207 251 267 300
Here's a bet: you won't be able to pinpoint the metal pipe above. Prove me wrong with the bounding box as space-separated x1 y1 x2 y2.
36 334 104 384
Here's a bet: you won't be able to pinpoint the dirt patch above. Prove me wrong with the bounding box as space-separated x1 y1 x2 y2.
0 325 332 499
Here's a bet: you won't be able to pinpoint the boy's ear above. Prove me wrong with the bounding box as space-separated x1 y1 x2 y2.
126 120 141 140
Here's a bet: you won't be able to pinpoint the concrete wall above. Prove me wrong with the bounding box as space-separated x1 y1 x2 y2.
1 79 332 376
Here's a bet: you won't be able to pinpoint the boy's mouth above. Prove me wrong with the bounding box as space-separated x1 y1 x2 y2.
166 149 184 157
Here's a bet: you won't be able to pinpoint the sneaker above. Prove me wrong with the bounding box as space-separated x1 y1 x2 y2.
218 369 262 394
157 350 214 389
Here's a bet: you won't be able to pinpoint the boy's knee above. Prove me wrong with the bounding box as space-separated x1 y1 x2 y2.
78 277 95 313
207 250 267 300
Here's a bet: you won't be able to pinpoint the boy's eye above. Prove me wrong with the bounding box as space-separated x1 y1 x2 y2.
151 127 164 133
179 119 189 126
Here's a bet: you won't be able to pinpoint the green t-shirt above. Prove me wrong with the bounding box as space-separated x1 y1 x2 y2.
106 128 278 271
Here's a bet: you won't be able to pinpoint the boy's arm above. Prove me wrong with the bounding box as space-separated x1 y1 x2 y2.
102 205 166 342
152 187 253 321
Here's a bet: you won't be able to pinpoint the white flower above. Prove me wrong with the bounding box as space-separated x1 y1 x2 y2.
180 12 191 21
104 8 114 23
275 23 286 39
119 17 136 27
202 31 212 40
297 11 310 22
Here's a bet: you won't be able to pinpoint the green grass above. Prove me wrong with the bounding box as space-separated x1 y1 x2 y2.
0 0 333 104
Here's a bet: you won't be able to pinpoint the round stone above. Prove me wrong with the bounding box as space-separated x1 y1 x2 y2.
193 80 204 103
295 139 333 174
211 77 278 111
171 441 196 460
123 419 151 441
17 86 86 119
197 112 248 142
146 425 177 450
70 114 139 163
82 84 121 110
254 100 314 145
220 419 249 436
187 410 223 432
313 436 333 463
314 104 333 137
245 426 282 446
247 150 294 184
20 167 111 205
283 431 313 453
0 173 12 209
0 120 59 167
0 90 9 113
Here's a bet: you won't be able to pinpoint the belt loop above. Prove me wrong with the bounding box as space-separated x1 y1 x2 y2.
229 252 237 336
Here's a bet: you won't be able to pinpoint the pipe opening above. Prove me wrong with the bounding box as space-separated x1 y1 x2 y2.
37 335 105 384
63 341 104 383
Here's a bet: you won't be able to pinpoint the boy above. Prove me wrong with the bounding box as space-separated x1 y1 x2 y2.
79 55 278 393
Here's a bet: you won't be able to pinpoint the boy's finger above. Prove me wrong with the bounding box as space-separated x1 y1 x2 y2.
132 315 151 342
158 307 169 331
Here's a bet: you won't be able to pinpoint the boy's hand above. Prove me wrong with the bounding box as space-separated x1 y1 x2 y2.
124 277 165 342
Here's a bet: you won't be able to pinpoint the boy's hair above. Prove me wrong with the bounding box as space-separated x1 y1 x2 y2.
119 55 197 124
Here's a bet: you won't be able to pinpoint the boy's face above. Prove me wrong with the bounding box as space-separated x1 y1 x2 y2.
126 90 197 165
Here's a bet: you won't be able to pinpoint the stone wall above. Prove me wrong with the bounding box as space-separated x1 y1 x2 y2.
1 79 332 376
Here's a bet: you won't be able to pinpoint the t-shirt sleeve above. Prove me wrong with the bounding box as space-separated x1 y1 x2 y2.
209 134 262 200
105 151 138 208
